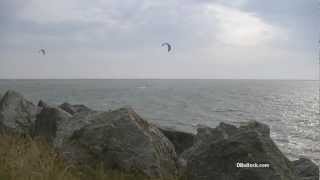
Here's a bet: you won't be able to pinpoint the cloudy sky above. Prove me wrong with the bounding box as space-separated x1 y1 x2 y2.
0 0 319 79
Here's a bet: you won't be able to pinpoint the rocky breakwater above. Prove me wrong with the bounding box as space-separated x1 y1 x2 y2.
177 122 319 180
0 90 318 180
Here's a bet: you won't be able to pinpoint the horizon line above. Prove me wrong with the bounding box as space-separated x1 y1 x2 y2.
0 78 317 81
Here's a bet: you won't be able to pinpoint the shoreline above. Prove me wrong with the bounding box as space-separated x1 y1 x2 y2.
0 90 318 180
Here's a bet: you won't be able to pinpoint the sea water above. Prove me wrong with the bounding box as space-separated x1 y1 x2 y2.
0 79 319 165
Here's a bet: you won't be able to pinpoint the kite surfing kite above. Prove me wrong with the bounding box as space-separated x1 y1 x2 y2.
38 49 46 55
161 42 172 52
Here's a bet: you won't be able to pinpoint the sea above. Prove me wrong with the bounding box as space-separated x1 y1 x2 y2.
0 79 319 165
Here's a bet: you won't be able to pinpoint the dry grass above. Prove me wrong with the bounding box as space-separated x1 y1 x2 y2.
0 134 181 180
0 134 76 180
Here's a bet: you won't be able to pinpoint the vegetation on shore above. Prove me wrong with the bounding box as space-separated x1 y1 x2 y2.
0 134 180 180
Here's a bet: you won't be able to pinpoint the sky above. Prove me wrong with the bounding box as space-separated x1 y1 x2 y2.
0 0 319 79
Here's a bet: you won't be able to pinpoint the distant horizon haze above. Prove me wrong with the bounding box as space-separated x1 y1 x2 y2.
0 78 318 81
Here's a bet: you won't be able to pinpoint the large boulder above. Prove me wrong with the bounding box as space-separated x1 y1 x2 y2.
0 90 37 134
34 100 93 146
54 110 100 148
292 158 319 180
181 121 299 180
159 127 195 155
34 107 72 143
62 107 178 178
180 122 239 164
59 102 92 115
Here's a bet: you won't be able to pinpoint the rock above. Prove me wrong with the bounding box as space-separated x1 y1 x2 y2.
53 110 100 148
59 102 92 115
49 109 121 149
239 120 270 137
180 122 239 163
159 128 195 155
62 107 178 178
34 107 72 143
182 121 298 180
0 90 37 134
292 158 319 180
36 100 50 114
196 122 239 143
34 101 93 147
37 100 50 109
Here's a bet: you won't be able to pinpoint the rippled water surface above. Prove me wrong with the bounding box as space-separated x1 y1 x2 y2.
0 79 319 165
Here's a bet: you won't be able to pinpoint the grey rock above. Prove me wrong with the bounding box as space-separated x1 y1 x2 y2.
239 120 270 137
37 100 50 109
54 110 100 148
182 121 298 180
62 107 178 178
180 123 239 162
59 102 92 115
0 90 37 134
34 107 72 143
36 100 50 114
292 158 319 180
196 122 239 143
159 127 195 155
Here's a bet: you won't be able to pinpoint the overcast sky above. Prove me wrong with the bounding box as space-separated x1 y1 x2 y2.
0 0 319 79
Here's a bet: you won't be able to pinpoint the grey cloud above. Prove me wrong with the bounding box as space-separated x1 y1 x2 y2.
0 0 318 79
242 0 319 49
